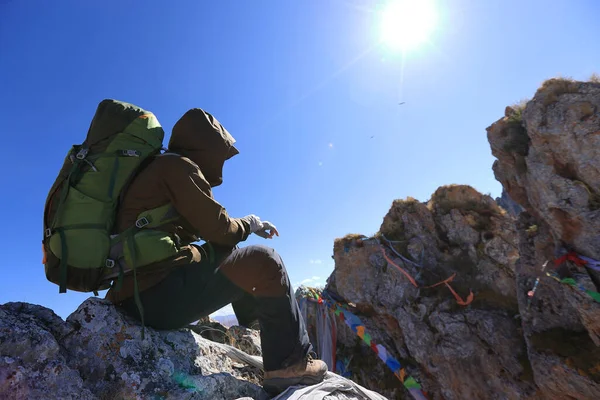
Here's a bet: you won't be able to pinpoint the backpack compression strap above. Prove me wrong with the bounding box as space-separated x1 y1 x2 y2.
109 203 180 339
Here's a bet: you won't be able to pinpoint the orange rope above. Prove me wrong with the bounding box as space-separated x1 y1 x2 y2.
380 245 474 306
381 247 418 287
423 273 456 289
444 283 474 306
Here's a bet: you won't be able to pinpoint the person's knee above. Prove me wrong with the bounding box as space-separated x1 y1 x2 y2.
256 244 284 267
245 244 277 257
220 244 290 296
241 245 290 295
244 245 283 268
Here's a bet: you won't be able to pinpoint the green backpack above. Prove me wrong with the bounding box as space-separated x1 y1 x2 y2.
43 99 181 306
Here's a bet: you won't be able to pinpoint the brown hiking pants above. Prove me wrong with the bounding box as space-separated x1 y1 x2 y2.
119 243 313 371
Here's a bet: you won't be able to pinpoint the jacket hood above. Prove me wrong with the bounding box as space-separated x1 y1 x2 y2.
168 108 239 187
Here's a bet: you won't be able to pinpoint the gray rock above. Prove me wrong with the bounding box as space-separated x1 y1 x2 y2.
488 79 600 399
0 299 267 400
439 209 480 247
0 302 96 400
229 326 262 356
0 297 386 400
189 317 230 344
320 186 530 399
488 79 600 259
496 189 524 217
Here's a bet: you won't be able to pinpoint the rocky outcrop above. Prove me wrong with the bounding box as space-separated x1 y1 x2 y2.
0 298 266 400
0 298 382 400
488 78 600 259
299 78 600 400
313 186 531 400
487 78 600 399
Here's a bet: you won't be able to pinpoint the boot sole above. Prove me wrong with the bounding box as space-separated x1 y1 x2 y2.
263 373 326 395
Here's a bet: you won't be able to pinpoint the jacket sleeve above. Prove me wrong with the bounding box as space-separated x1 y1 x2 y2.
159 156 252 246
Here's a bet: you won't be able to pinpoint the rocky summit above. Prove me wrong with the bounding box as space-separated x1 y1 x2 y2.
2 78 600 400
298 78 600 400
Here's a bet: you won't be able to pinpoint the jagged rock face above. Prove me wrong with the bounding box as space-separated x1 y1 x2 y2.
0 298 266 400
514 212 600 400
497 189 524 217
486 79 600 399
487 79 600 259
310 80 600 400
322 186 534 400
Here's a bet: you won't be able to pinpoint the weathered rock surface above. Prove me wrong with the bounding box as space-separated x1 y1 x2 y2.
0 298 266 400
1 298 385 400
299 78 600 400
190 317 262 356
317 186 531 400
488 78 600 259
189 316 233 345
497 189 524 217
0 303 96 400
487 78 600 399
228 326 262 357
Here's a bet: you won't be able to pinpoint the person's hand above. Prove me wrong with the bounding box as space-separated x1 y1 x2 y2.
244 215 280 239
255 220 279 239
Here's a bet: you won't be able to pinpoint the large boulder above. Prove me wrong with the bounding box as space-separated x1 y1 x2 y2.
314 186 532 400
0 302 96 400
0 298 266 400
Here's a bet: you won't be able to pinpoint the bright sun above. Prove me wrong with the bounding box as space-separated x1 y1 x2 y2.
378 0 438 51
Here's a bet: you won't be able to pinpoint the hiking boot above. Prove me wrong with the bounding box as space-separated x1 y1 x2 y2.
263 353 328 394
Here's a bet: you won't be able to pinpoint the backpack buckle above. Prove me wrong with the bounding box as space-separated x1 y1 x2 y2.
105 259 115 269
135 217 150 229
44 228 52 238
76 148 89 160
122 149 140 157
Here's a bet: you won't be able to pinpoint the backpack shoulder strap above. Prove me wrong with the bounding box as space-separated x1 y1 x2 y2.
115 149 165 226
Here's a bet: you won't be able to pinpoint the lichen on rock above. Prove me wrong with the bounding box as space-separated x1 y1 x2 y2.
0 298 268 400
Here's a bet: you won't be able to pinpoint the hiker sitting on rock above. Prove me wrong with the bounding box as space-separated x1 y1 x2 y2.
104 108 327 394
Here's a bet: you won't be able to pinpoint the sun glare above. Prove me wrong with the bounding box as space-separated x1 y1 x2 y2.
378 0 438 52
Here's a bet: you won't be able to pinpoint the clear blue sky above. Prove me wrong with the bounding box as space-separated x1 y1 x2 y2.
1 0 598 320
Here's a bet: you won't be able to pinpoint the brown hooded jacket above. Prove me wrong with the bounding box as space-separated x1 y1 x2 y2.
105 109 251 303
